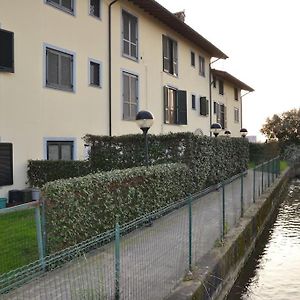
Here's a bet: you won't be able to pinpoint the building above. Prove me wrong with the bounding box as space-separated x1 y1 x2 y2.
0 0 253 197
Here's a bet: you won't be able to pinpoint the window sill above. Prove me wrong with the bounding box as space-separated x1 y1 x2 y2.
89 83 102 89
122 53 139 63
45 84 75 93
163 70 178 78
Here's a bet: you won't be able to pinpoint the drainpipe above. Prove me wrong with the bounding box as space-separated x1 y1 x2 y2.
209 58 221 137
109 0 119 136
240 91 251 129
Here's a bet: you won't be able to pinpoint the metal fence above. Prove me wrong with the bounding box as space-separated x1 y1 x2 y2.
0 157 281 300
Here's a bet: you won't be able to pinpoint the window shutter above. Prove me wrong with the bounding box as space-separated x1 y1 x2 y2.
177 90 187 124
47 49 59 85
213 101 217 114
200 97 206 116
0 143 13 186
206 98 209 115
162 35 169 72
0 29 14 72
173 41 178 76
224 105 227 129
163 86 169 123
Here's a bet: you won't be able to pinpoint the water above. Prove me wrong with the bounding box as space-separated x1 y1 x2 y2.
227 179 300 300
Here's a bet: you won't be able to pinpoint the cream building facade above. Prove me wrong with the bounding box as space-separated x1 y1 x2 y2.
0 0 253 197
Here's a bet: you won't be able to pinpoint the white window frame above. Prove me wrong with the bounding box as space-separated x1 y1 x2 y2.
234 107 240 123
43 43 76 92
122 9 138 61
88 58 102 88
45 0 76 15
89 0 101 19
122 70 139 121
43 137 77 160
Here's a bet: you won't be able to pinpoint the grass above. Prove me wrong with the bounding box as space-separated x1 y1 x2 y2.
280 160 288 172
0 209 38 275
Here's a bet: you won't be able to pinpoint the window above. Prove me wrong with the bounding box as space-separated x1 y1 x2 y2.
162 35 178 76
219 79 224 95
0 29 14 73
90 0 100 18
123 72 138 120
199 56 205 77
46 0 74 14
0 143 13 186
164 86 187 124
234 107 240 123
191 51 195 67
46 47 74 91
213 101 218 114
199 97 209 116
212 75 216 88
122 11 138 60
215 102 226 128
234 87 239 100
47 141 74 160
191 94 196 110
89 60 101 87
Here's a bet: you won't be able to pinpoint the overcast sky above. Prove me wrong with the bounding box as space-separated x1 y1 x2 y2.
157 0 300 141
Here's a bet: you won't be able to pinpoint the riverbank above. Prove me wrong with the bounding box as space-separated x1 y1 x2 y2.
167 168 290 300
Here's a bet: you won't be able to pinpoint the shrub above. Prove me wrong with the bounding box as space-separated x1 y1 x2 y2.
42 163 192 253
27 160 91 187
84 133 249 189
249 142 279 164
282 144 300 164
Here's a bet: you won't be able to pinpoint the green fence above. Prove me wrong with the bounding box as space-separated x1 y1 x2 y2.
0 157 281 299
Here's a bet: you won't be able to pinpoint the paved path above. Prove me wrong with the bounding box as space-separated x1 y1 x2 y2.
1 170 274 300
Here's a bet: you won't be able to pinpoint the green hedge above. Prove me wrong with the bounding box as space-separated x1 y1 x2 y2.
42 163 192 253
27 160 91 187
85 133 249 190
249 142 280 164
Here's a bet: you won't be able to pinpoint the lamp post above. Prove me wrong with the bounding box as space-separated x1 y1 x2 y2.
136 110 154 167
210 123 222 137
224 130 231 137
240 128 248 138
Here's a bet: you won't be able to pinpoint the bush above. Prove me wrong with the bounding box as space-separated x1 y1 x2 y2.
282 144 300 164
249 142 279 164
27 160 91 187
84 133 249 190
42 163 192 253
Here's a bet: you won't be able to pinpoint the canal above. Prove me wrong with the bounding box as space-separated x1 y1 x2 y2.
227 178 300 299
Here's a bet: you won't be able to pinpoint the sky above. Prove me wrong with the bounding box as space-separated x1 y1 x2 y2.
157 0 300 141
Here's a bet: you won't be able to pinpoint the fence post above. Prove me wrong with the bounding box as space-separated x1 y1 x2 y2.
35 202 45 270
222 183 226 241
188 196 192 272
267 160 270 187
115 218 121 300
240 173 244 217
253 167 256 203
41 199 47 257
261 163 264 193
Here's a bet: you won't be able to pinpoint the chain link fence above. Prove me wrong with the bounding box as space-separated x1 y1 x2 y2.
0 157 280 300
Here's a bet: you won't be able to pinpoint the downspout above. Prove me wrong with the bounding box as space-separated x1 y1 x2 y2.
109 0 119 137
209 58 221 137
240 91 251 129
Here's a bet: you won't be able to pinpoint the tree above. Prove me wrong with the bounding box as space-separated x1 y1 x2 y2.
261 108 300 145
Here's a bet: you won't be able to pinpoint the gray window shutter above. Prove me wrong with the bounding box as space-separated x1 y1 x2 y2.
60 54 72 89
173 41 178 76
123 12 130 55
200 97 206 116
177 90 187 125
47 49 59 85
123 73 130 119
0 143 13 186
162 35 170 72
130 17 138 58
163 86 169 123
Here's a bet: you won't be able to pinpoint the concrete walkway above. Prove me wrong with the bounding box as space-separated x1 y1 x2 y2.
1 169 272 300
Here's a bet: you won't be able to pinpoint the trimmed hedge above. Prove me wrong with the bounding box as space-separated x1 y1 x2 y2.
85 133 249 190
249 142 280 164
42 163 192 253
27 160 91 187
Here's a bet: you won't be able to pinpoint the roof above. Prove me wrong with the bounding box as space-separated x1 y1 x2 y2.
211 69 254 92
127 0 228 59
